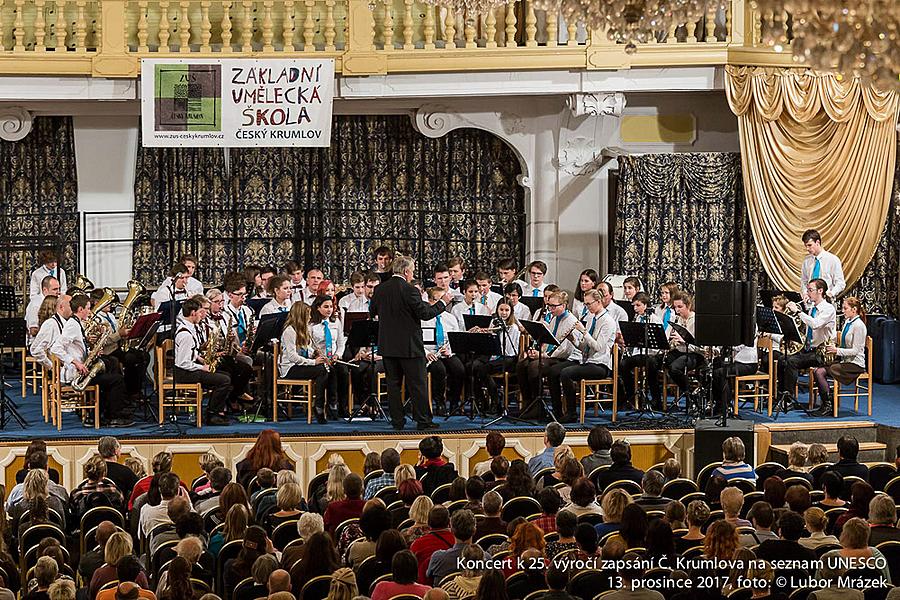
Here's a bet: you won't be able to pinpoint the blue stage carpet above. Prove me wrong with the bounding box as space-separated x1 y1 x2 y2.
2 378 899 441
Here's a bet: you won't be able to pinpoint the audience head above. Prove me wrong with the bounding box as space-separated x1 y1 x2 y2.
785 485 811 513
486 431 506 457
720 486 743 518
166 556 194 600
569 477 597 508
555 509 577 539
544 422 566 448
114 583 140 600
48 580 75 600
506 460 534 495
209 466 232 492
510 521 545 556
393 464 416 486
252 554 280 585
474 569 507 600
268 570 291 594
105 531 134 567
391 550 419 585
297 511 324 540
665 500 686 529
418 435 444 460
167 495 191 523
776 510 805 541
601 535 626 561
869 494 897 526
803 507 828 534
116 555 143 583
378 448 400 475
247 429 287 470
276 482 303 511
848 481 875 518
807 443 828 465
610 440 632 465
175 511 204 539
465 476 485 502
256 468 276 489
448 476 467 502
587 425 613 454
686 499 711 530
326 463 351 502
574 522 599 555
840 517 871 550
646 519 675 559
788 442 808 469
837 436 860 461
642 470 665 498
490 456 510 480
159 472 180 500
538 487 562 516
460 543 485 578
97 436 121 459
663 458 681 481
326 567 357 600
152 451 174 475
450 509 477 543
619 504 648 548
600 489 632 524
424 590 449 600
34 555 58 588
428 505 450 530
408 495 434 525
375 529 407 563
398 478 423 506
482 491 502 517
24 468 49 502
359 503 392 541
749 501 775 530
704 520 739 560
343 473 363 500
821 470 843 500
722 437 746 463
224 503 250 542
763 476 786 508
546 564 569 592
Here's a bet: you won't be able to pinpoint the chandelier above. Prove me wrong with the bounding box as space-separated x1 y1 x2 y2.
751 0 900 90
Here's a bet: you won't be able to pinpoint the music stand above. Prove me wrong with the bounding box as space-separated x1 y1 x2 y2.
0 314 28 428
155 299 184 342
127 311 162 422
518 319 562 423
619 321 668 420
615 299 636 322
246 298 269 318
343 312 370 335
462 314 494 330
771 310 805 419
756 306 781 336
519 296 545 316
251 313 287 354
345 320 385 423
760 289 803 307
446 331 500 420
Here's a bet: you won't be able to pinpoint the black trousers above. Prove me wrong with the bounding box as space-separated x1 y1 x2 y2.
216 355 253 402
108 348 148 396
325 363 350 415
383 356 432 427
620 354 659 406
516 357 562 418
427 355 465 409
561 362 611 417
285 364 329 414
174 366 232 415
94 355 130 420
780 350 822 400
472 356 517 408
350 359 384 403
665 350 705 392
712 361 758 416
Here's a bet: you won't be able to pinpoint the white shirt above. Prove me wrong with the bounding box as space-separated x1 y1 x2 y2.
478 291 503 313
151 280 191 307
278 326 317 377
422 312 460 355
495 322 521 357
30 314 67 369
25 294 44 335
338 293 370 315
801 249 845 299
654 304 676 332
50 316 88 383
289 281 307 304
569 310 616 368
511 302 531 322
522 282 548 297
225 303 255 347
572 298 589 322
835 316 867 369
450 300 490 329
259 298 291 317
670 313 700 354
537 311 578 360
605 301 629 330
310 318 345 360
733 342 759 365
30 265 67 300
798 299 836 348
174 321 203 372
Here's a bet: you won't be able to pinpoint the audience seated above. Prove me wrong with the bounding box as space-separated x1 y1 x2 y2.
633 471 671 511
372 550 431 600
580 426 613 475
96 437 139 500
414 437 458 495
710 437 756 481
323 473 365 535
402 496 433 545
528 423 566 477
817 471 847 510
96 557 156 600
14 442 62 486
869 495 900 545
542 565 579 600
799 507 839 550
755 511 816 565
234 430 294 489
545 510 577 559
439 543 483 600
505 548 545 600
289 531 339 597
89 531 149 600
532 488 561 534
195 467 232 514
593 441 644 492
410 506 454 584
563 478 601 518
498 460 536 503
830 436 869 481
721 487 751 528
474 433 506 479
594 489 631 538
740 501 778 547
364 449 400 500
773 442 814 485
474 491 506 539
427 510 487 584
70 455 125 517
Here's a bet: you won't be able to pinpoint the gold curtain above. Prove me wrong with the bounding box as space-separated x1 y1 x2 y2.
725 65 899 292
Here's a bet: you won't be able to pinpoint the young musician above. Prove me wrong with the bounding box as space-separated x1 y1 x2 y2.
623 276 641 302
619 292 663 409
303 268 325 305
711 339 759 418
177 254 205 296
533 284 561 323
451 279 491 328
89 288 145 400
432 264 451 293
779 278 837 410
503 283 531 322
309 295 349 419
223 273 256 369
173 298 231 426
471 300 521 414
654 282 679 333
373 246 394 273
811 297 865 416
26 276 60 339
284 261 306 304
253 266 276 299
422 287 465 415
151 263 191 308
664 291 705 400
30 249 67 301
243 266 263 298
318 280 337 300
278 302 329 423
199 291 254 412
496 258 528 291
30 294 71 369
339 272 370 314
571 269 600 322
556 289 617 423
259 276 292 316
597 281 628 328
516 289 578 420
447 257 466 291
50 294 132 427
800 229 845 301
522 261 549 297
475 272 502 313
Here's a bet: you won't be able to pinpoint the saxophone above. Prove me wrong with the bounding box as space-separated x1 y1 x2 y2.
242 312 256 353
204 320 222 373
72 324 111 391
224 313 239 356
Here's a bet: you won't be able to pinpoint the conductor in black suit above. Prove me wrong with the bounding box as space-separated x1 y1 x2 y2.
370 255 452 430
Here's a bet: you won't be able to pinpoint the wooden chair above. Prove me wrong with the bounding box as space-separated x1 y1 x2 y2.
579 345 619 423
155 338 203 427
271 340 314 423
50 355 99 430
832 336 873 417
733 335 774 416
19 348 43 398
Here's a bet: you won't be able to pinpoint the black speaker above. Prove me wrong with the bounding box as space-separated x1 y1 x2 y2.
694 280 756 347
694 419 755 477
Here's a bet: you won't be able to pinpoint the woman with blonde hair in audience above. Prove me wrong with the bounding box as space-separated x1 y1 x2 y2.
394 464 417 487
326 464 351 504
281 512 324 569
402 495 434 544
807 443 828 467
266 482 305 533
10 469 67 535
537 445 576 489
89 531 148 600
799 507 839 550
595 488 632 538
326 568 358 600
441 543 484 600
209 503 248 557
774 442 813 485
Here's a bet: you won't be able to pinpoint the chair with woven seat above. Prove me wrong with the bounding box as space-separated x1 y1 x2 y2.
155 338 203 427
50 355 100 430
272 340 314 423
579 345 619 423
733 335 774 415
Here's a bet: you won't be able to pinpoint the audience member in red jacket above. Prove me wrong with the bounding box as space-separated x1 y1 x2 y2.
409 505 455 584
323 472 366 534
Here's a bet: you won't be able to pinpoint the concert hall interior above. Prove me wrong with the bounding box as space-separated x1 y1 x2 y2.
1 5 900 599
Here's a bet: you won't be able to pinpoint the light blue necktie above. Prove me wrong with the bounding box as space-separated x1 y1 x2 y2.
481 296 487 305
50 268 55 278
581 305 588 320
436 317 445 347
236 311 246 344
812 257 821 280
324 322 333 356
841 317 855 348
547 312 566 354
589 315 598 336
663 307 672 331
806 306 817 346
279 306 288 313
469 305 475 315
532 288 539 297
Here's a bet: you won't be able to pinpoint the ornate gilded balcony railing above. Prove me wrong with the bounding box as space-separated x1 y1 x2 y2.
0 0 796 77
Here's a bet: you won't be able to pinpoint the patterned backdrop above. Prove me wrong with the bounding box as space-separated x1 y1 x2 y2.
613 151 900 317
0 117 79 306
134 115 525 285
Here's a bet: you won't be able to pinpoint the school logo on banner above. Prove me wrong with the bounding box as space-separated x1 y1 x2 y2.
141 58 335 147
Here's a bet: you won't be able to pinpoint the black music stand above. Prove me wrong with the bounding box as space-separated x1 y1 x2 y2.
446 331 500 421
247 298 269 318
482 319 527 428
771 310 805 419
519 296 545 317
155 299 184 342
462 314 494 330
251 313 287 354
0 315 28 429
343 312 369 335
619 321 668 420
760 289 803 307
756 306 781 336
615 299 636 322
127 312 162 422
518 319 562 423
345 319 385 423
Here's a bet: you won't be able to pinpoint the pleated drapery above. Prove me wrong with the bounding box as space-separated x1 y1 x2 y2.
725 65 899 293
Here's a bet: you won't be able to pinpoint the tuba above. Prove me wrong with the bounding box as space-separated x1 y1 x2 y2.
118 280 146 329
82 287 117 340
70 274 95 295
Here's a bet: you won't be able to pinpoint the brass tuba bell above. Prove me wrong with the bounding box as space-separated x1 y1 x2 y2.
70 273 95 295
